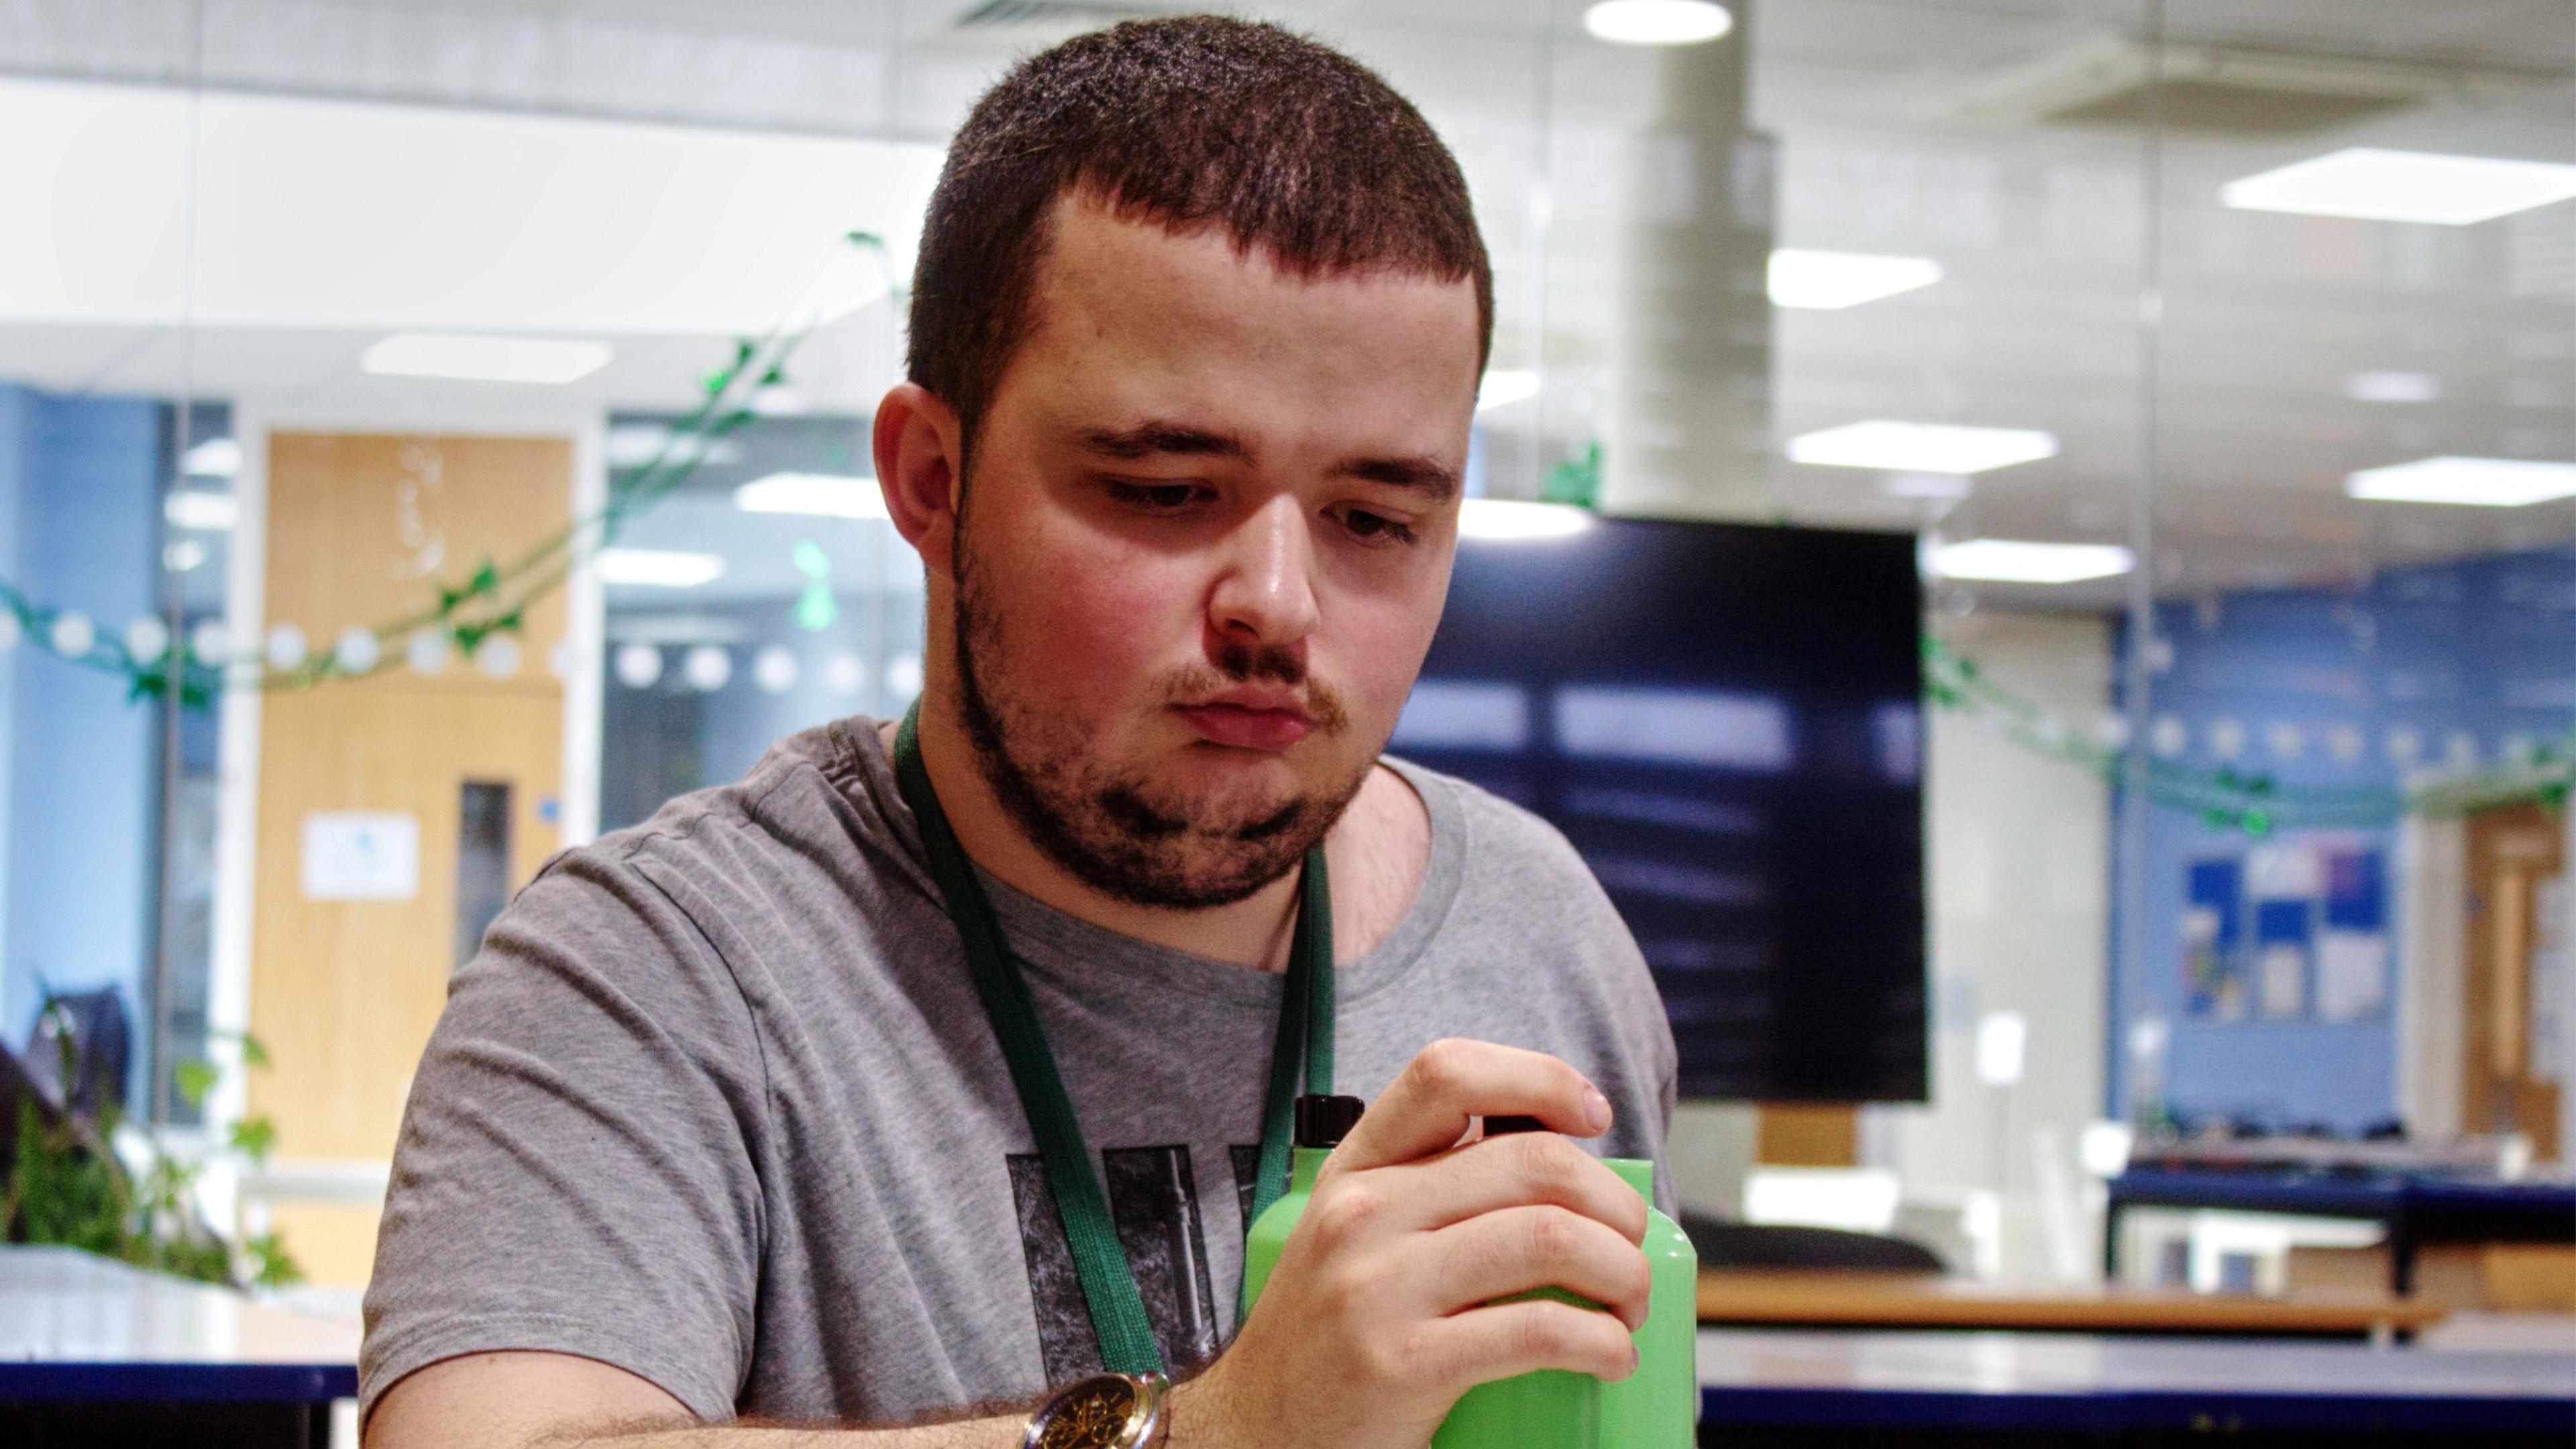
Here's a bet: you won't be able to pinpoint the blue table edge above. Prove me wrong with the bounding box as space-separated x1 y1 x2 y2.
1701 1383 2576 1433
0 1360 358 1403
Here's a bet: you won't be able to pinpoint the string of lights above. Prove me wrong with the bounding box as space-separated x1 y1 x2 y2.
1922 635 2573 834
0 233 892 709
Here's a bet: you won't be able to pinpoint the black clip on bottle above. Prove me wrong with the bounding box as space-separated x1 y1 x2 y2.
1294 1092 1366 1149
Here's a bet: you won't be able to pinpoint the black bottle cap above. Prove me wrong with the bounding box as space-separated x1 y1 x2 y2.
1483 1115 1548 1136
1294 1093 1366 1148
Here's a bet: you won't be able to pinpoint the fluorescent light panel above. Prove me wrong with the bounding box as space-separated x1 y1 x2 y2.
0 76 942 331
1477 370 1540 413
2222 148 2576 225
164 490 238 531
182 437 241 477
1584 0 1733 45
1456 498 1593 541
2345 456 2576 507
1767 250 1941 310
1931 539 2133 584
596 547 727 588
2347 370 2438 404
1789 421 2058 474
734 472 888 519
362 332 611 384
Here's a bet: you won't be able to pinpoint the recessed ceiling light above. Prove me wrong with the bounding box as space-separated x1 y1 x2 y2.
362 331 611 384
2221 148 2576 225
1767 250 1942 310
2345 456 2576 507
1584 0 1733 46
1457 498 1593 541
1788 421 2058 474
734 472 888 519
1929 539 2133 584
595 547 726 588
2346 370 2439 403
163 490 238 531
1477 370 1540 413
181 437 241 477
1880 472 1972 500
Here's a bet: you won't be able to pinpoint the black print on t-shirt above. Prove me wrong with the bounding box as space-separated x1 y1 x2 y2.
1008 1144 1262 1383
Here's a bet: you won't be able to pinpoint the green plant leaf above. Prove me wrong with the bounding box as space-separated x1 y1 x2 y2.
174 1059 219 1108
228 1116 278 1165
246 1231 305 1290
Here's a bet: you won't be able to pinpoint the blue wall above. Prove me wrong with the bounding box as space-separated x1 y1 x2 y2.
0 384 162 1077
2110 545 2576 1134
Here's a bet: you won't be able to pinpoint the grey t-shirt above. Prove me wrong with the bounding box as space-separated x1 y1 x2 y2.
361 717 1676 1427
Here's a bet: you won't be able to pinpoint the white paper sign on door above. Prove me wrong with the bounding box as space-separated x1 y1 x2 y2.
302 812 420 901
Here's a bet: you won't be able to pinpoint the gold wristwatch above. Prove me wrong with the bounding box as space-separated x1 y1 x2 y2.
1022 1371 1170 1449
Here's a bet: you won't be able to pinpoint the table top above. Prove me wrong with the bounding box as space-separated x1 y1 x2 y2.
0 1245 360 1403
1696 1269 2450 1336
1697 1326 2576 1432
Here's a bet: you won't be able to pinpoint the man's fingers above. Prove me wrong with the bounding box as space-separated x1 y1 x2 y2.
1371 1131 1649 1244
1334 1039 1611 1171
1424 1205 1652 1331
1414 1298 1640 1389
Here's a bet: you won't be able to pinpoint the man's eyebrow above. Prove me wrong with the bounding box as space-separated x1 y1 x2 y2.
1075 421 1253 462
1335 455 1460 500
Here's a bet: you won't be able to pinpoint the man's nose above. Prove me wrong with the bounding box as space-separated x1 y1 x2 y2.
1208 494 1321 653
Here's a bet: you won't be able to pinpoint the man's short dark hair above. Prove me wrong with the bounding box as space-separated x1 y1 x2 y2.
907 15 1495 459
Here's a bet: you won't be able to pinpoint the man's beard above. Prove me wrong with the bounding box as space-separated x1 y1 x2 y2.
949 540 1366 910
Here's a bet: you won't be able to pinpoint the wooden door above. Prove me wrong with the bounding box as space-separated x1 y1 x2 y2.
2462 802 2565 1161
249 432 570 1284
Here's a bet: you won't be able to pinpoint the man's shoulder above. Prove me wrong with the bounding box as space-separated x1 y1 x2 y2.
1385 754 1594 889
573 720 889 881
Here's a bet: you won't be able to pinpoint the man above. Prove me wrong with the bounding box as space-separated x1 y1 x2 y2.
365 16 1675 1447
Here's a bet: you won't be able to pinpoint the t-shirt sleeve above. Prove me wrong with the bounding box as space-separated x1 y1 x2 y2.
360 845 767 1422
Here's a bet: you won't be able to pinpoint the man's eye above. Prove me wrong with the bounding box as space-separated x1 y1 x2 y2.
1338 507 1418 546
1107 481 1205 513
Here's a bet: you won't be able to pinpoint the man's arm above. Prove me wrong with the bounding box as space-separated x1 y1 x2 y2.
368 1351 1026 1448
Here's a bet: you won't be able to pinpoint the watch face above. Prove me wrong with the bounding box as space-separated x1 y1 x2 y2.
1032 1375 1143 1449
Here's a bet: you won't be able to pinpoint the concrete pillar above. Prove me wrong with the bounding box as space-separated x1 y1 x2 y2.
1600 2 1778 520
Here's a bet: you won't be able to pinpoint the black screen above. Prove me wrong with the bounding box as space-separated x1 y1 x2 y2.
1392 514 1926 1102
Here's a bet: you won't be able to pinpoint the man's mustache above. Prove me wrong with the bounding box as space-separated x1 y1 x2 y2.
1160 642 1351 735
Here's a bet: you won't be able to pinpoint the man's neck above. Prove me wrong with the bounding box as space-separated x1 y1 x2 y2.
881 708 1428 972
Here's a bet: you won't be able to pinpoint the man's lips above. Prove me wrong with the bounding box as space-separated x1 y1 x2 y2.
1173 700 1313 751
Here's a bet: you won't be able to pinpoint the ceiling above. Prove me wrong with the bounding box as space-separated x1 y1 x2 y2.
2 0 2570 608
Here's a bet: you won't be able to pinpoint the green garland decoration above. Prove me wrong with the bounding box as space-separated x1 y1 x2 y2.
1923 635 2572 834
0 231 898 709
0 257 2560 841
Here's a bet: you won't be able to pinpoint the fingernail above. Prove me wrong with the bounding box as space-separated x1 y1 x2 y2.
1584 1087 1612 1133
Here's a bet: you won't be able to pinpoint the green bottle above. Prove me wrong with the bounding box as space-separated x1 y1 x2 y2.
1595 1157 1698 1449
1240 1101 1697 1448
1241 1095 1354 1309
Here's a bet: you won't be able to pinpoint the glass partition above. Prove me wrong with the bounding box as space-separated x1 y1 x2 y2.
0 0 2565 1295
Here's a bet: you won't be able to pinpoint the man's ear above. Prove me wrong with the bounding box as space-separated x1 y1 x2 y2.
873 382 965 581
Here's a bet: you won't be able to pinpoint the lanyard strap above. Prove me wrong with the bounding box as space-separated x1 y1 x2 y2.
891 704 1332 1373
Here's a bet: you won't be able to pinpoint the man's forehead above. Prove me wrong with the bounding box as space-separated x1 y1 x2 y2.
1031 191 1482 364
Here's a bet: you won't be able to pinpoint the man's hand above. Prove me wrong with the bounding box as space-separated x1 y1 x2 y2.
1173 1038 1650 1449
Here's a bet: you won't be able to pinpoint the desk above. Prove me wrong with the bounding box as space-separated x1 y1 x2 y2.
1697 1269 2448 1338
1697 1326 2576 1442
2104 1169 2576 1293
1 1244 360 1447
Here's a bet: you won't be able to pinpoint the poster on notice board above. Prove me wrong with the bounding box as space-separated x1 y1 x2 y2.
2183 835 2387 1024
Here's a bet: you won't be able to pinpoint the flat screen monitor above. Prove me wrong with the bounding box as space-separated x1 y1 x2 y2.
1391 513 1926 1102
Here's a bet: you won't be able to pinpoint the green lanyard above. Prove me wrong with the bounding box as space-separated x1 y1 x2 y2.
891 704 1333 1375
